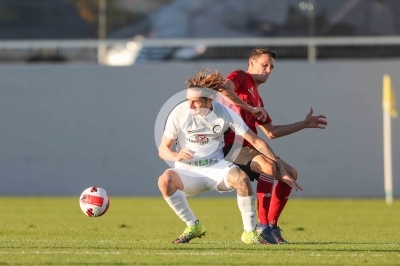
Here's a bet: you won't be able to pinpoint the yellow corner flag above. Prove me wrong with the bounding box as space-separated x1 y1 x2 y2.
383 74 398 118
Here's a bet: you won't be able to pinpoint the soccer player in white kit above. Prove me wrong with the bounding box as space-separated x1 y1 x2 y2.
157 69 299 244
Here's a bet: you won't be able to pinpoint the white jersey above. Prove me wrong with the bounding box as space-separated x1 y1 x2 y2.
164 101 248 162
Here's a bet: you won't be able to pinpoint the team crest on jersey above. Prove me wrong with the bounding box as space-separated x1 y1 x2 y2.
187 134 209 145
213 125 222 134
196 135 207 143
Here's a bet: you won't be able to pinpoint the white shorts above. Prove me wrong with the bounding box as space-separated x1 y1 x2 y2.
171 159 238 197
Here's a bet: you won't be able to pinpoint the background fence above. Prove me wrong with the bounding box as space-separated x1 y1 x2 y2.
1 36 400 64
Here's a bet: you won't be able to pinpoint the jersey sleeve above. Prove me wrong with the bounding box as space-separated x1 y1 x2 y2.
224 105 249 136
217 93 241 115
163 108 180 140
226 70 245 92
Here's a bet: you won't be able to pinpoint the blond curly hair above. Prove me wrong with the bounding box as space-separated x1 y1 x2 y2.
186 69 225 91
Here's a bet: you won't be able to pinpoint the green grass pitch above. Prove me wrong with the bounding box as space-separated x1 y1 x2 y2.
0 197 399 265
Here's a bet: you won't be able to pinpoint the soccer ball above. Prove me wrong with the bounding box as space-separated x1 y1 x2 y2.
79 186 110 217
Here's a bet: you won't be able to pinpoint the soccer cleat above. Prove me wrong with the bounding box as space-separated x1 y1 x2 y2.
172 221 206 243
256 223 268 234
270 225 287 244
258 226 278 244
241 231 270 245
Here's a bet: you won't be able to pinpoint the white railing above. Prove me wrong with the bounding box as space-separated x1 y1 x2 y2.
0 36 399 65
2 36 400 48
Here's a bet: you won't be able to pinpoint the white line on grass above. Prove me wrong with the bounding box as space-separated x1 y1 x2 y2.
308 253 386 257
156 252 223 256
0 251 121 255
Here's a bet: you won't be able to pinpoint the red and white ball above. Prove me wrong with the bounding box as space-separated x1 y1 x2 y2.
79 186 110 217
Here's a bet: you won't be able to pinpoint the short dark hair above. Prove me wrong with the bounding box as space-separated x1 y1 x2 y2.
249 47 277 60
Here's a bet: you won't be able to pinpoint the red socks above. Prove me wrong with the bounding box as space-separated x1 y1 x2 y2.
257 175 294 226
268 181 292 226
256 174 274 225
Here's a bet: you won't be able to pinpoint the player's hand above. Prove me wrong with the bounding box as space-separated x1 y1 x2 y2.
250 107 268 122
175 148 195 161
281 174 303 192
277 167 303 192
304 107 327 129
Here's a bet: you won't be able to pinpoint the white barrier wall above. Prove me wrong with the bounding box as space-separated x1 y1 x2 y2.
0 60 399 197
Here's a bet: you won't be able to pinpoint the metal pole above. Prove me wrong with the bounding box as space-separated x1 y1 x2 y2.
307 0 316 63
98 0 107 65
382 74 396 205
383 109 393 205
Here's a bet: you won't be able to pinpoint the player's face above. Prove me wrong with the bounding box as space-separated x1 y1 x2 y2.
187 97 211 116
248 54 275 84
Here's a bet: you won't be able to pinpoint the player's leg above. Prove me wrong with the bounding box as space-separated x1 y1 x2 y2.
268 158 298 243
224 146 277 243
224 166 255 232
200 160 256 236
225 146 274 224
246 153 280 244
158 169 206 243
222 165 271 244
249 154 277 226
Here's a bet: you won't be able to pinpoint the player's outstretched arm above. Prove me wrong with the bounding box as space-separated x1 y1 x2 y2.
219 79 267 122
158 135 194 162
258 107 327 139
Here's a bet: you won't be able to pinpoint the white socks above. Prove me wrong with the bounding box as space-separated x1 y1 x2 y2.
165 191 255 231
237 195 256 233
164 190 197 226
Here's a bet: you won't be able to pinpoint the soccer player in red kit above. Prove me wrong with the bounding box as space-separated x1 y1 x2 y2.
219 47 327 243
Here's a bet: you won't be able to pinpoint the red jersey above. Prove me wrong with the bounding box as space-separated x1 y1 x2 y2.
223 70 272 148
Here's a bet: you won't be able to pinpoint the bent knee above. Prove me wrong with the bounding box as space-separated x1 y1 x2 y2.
226 167 253 196
158 170 179 190
227 167 251 185
251 155 277 176
238 171 251 184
